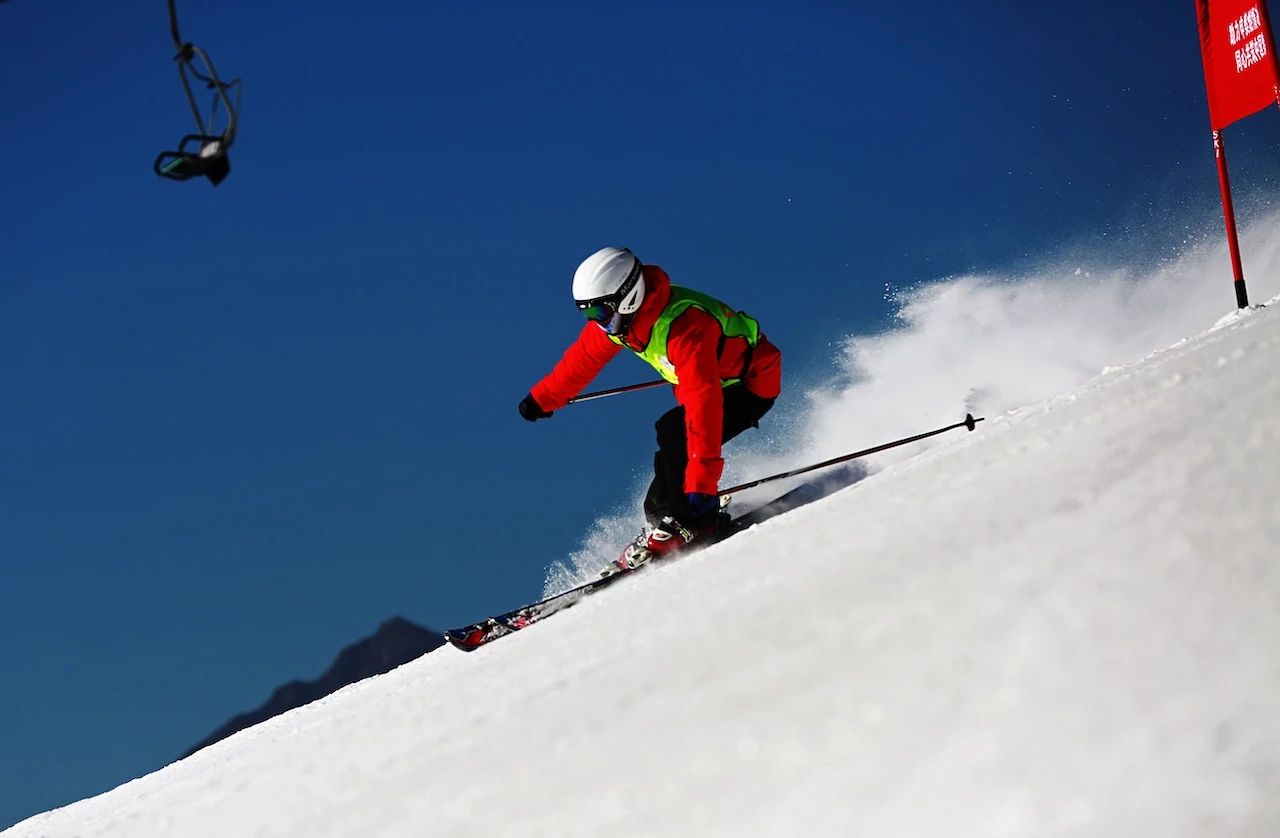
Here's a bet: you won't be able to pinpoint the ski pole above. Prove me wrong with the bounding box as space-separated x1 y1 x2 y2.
719 413 984 496
567 379 667 405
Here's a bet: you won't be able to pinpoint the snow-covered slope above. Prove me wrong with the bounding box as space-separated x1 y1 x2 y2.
9 300 1280 837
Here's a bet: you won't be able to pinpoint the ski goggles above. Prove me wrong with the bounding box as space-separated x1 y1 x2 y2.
578 299 625 335
576 298 618 324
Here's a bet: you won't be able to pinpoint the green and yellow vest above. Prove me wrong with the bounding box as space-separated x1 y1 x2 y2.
610 286 761 387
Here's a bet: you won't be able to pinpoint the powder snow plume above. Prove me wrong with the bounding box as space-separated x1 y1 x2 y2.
741 210 1280 478
545 211 1280 594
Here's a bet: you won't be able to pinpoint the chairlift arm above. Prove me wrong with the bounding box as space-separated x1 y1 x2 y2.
175 43 239 146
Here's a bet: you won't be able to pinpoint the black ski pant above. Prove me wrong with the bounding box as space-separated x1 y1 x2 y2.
643 386 776 526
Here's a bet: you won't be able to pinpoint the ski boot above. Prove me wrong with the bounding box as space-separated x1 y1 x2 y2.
600 496 734 578
643 515 706 559
603 513 724 577
600 528 656 577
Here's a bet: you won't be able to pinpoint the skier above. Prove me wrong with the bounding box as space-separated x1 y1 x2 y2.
519 246 782 566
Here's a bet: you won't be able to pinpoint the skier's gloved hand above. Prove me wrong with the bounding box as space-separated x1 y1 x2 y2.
518 393 553 422
686 492 720 521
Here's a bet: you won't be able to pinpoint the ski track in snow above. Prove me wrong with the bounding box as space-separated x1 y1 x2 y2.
9 236 1280 837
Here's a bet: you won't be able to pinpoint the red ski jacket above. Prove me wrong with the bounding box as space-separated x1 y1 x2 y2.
531 266 781 494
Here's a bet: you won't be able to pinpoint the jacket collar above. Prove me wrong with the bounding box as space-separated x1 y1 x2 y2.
615 265 671 350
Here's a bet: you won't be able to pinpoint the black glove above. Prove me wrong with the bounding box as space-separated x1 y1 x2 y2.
518 393 553 422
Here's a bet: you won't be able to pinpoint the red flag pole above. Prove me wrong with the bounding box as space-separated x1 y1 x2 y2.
1211 128 1251 308
1193 0 1280 310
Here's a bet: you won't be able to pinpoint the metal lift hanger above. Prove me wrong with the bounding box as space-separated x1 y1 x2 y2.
154 0 242 186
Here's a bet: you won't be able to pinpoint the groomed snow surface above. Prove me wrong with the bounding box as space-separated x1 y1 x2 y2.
10 298 1280 837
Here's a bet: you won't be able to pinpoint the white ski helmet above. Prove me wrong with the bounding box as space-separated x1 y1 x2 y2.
572 246 645 335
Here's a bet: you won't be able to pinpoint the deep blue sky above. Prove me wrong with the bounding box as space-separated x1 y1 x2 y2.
4 0 1280 828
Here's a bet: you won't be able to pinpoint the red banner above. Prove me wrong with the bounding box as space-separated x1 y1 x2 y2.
1197 0 1280 129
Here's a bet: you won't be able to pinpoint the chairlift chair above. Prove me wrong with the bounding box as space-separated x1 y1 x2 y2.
154 2 241 186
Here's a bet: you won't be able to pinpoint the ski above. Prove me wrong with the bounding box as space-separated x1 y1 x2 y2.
442 566 640 651
441 467 860 652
